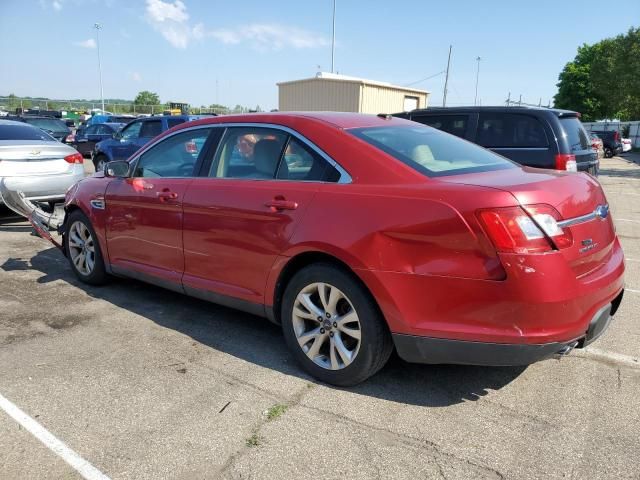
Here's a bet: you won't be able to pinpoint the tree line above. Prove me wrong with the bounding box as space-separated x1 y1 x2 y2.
554 28 640 121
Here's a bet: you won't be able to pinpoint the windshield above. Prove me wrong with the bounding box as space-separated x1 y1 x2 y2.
350 125 516 177
23 117 68 132
0 123 56 141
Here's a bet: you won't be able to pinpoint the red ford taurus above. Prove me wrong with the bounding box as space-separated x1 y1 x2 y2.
49 112 624 385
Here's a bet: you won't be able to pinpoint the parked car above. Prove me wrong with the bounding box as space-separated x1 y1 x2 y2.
68 122 124 158
590 133 605 159
588 129 623 158
27 113 624 386
0 120 84 208
622 138 632 153
5 115 71 142
394 106 599 175
92 115 207 171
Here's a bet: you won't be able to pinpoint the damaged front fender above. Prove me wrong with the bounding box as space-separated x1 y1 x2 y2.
0 178 66 249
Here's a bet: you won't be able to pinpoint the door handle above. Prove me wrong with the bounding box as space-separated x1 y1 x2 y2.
157 190 178 202
265 198 298 211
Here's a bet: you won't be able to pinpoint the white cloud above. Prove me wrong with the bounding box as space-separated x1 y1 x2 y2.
52 0 62 10
145 0 328 51
74 38 97 48
131 72 142 82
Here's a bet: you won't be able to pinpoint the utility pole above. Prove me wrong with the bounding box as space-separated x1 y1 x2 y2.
474 56 481 106
442 45 452 107
94 23 105 113
331 0 336 73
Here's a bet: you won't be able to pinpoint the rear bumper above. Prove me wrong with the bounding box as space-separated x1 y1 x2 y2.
0 169 83 202
393 290 623 365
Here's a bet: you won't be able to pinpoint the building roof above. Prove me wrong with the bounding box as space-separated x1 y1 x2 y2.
277 72 429 95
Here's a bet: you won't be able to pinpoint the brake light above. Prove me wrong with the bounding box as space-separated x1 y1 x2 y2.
65 134 75 143
555 154 576 172
185 141 197 154
614 131 620 142
64 152 83 164
477 204 573 254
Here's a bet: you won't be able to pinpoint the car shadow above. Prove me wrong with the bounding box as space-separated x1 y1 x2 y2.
10 246 527 407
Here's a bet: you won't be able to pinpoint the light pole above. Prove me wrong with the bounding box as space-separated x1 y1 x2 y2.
94 23 105 113
474 56 481 106
331 0 336 73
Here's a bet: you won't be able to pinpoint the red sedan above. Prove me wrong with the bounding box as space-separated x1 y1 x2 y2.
53 113 624 386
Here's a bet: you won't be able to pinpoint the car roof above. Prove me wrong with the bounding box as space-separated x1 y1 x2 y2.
173 112 415 130
0 119 37 127
406 106 578 116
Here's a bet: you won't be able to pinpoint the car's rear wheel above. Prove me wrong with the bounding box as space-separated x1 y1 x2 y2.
64 210 108 285
281 263 393 386
93 155 107 173
604 148 613 158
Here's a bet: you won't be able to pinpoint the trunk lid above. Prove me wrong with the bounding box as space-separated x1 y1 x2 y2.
440 167 616 277
0 141 74 176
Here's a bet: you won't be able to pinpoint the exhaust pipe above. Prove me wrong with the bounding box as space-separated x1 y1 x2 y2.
0 178 65 248
556 341 579 357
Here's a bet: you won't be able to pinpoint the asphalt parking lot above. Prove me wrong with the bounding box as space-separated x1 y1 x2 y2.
1 156 639 479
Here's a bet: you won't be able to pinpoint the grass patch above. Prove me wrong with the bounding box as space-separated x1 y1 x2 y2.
266 403 288 421
246 433 260 447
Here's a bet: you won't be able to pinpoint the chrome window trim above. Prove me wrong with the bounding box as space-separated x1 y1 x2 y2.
490 147 549 151
557 204 609 228
129 122 352 184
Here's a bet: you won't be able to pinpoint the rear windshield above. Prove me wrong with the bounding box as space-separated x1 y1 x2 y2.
22 117 69 132
560 118 590 152
350 125 516 177
0 123 55 141
167 118 186 129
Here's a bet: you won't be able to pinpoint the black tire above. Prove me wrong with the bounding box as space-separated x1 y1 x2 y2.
604 148 613 158
281 263 393 386
63 210 109 285
93 155 107 173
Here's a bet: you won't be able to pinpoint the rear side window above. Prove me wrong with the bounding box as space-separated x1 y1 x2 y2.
350 125 516 177
22 117 68 132
278 137 340 182
560 118 590 152
140 120 163 138
0 123 55 141
411 114 468 139
167 118 186 129
477 113 548 148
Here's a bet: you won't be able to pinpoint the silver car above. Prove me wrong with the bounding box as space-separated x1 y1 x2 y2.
0 120 84 206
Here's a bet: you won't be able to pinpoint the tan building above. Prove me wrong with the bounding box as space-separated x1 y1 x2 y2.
277 72 429 114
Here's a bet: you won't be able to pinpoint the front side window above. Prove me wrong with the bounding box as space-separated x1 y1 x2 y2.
132 128 212 178
350 125 516 177
121 121 142 140
477 113 548 148
210 127 288 179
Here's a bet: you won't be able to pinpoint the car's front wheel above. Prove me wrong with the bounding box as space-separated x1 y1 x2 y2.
64 210 108 285
281 263 393 386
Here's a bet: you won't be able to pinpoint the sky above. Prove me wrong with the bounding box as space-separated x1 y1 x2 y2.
0 0 638 110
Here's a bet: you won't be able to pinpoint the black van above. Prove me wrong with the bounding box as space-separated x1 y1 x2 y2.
394 106 599 175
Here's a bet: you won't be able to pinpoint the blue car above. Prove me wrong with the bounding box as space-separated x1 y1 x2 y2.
92 115 211 171
69 122 125 157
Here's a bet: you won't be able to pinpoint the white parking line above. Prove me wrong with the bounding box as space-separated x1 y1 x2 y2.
574 347 640 369
0 392 110 480
617 218 640 224
626 288 640 294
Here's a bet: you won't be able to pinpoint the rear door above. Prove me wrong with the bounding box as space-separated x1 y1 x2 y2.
182 126 338 307
104 127 215 286
475 112 552 168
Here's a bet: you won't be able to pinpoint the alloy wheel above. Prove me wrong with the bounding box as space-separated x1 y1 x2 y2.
68 220 96 276
292 282 362 370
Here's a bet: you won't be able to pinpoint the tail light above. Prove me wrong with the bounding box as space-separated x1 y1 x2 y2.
185 141 198 154
477 204 573 254
64 152 84 164
555 154 577 172
65 134 75 143
614 131 620 142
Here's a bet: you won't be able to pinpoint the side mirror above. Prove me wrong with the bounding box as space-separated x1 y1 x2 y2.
105 160 130 178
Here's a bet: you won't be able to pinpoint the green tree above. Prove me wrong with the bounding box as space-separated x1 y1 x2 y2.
555 28 640 121
133 91 160 106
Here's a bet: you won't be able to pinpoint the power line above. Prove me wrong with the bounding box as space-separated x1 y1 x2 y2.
404 70 445 87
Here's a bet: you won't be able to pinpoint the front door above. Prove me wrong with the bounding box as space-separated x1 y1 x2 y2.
105 127 214 286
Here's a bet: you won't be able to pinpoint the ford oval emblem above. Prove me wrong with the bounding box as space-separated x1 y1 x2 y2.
595 205 609 220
